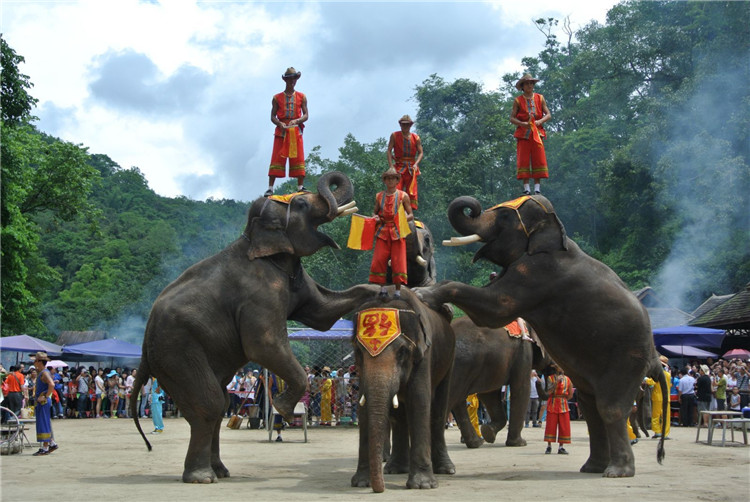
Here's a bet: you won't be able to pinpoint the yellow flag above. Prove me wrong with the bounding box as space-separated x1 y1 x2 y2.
396 204 411 238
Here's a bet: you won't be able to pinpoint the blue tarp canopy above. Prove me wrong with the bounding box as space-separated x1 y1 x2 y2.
62 339 142 358
652 326 725 349
289 319 353 340
0 334 63 356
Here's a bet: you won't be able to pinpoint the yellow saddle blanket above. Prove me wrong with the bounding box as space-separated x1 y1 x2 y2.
356 308 403 357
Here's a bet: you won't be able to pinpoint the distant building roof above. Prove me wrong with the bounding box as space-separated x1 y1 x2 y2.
633 286 694 329
690 283 750 334
646 308 694 330
56 331 107 346
691 294 733 319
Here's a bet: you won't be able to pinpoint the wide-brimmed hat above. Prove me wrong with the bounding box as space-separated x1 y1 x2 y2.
659 355 669 364
322 366 331 373
700 364 710 374
282 67 301 79
382 167 400 180
34 351 50 362
515 73 540 90
107 370 117 377
398 114 414 125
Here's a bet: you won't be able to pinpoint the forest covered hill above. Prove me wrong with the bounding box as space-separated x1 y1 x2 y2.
2 1 748 341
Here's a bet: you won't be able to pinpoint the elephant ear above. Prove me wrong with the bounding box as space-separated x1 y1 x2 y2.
246 216 295 260
414 312 433 362
526 204 568 255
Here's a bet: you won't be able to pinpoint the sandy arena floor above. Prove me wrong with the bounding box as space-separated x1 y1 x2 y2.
1 416 748 501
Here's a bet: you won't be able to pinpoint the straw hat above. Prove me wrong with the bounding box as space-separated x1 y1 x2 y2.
515 73 540 90
282 67 301 79
382 167 400 180
34 351 50 362
398 114 414 125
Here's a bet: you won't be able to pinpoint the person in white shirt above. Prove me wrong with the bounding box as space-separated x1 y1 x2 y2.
526 370 541 428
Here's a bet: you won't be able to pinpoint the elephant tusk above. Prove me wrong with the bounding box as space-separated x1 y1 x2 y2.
337 200 357 214
359 395 366 407
416 255 427 267
392 395 399 409
338 206 358 217
442 234 482 246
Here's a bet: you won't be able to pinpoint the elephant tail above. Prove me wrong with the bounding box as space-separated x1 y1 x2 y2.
655 363 668 464
131 356 153 452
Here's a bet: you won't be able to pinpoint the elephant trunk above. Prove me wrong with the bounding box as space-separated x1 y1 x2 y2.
447 196 484 237
317 171 354 221
361 353 399 493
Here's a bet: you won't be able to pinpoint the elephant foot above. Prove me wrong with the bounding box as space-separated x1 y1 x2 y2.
406 471 438 489
182 467 217 484
432 458 456 475
212 461 230 479
579 458 608 474
463 436 484 449
603 462 635 478
384 460 409 474
480 424 497 444
351 470 371 488
505 436 527 447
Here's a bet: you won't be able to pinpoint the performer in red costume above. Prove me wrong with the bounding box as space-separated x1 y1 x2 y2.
266 67 309 197
369 167 414 299
544 365 574 455
510 73 551 196
387 115 423 210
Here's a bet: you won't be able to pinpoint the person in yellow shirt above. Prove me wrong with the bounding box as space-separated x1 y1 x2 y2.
645 356 672 438
466 394 481 438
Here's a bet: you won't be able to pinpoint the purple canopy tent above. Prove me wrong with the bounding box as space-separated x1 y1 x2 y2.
652 326 725 349
288 319 354 340
62 339 142 358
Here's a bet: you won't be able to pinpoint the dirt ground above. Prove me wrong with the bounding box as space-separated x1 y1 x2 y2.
1 416 748 501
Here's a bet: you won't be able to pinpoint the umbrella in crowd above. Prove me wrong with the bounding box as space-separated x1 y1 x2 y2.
722 348 750 361
46 360 69 368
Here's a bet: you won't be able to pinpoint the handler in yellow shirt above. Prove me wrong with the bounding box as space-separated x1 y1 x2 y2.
645 356 672 438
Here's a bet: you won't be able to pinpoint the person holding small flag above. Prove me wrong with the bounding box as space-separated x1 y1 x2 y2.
363 167 414 299
510 73 551 195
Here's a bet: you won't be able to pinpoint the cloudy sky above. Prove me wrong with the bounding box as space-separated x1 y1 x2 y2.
3 0 619 201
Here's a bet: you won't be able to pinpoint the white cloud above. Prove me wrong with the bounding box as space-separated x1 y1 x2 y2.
2 0 620 201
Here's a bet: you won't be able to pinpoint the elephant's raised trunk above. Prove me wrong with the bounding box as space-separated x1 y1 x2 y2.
317 171 354 221
446 196 484 241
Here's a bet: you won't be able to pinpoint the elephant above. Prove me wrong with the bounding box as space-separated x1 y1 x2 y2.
448 316 552 448
350 289 456 492
416 194 669 478
129 172 379 483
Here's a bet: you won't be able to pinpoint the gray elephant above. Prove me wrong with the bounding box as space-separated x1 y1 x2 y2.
449 316 552 448
417 194 668 477
130 172 379 483
350 289 455 492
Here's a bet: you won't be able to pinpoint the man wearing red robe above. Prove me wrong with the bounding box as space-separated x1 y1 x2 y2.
266 67 308 197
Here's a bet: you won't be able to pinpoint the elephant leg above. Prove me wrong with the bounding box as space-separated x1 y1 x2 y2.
598 396 636 477
157 361 226 483
406 378 438 489
243 330 306 420
505 365 531 447
430 377 455 475
384 405 409 474
452 403 484 448
210 416 229 478
478 390 506 444
351 406 372 487
577 391 610 474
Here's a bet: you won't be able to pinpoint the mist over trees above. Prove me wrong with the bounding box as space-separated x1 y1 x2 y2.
2 1 748 341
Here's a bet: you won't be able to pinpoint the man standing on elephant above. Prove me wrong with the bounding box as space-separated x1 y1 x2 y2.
510 73 551 195
544 365 574 455
387 115 423 210
369 167 414 299
266 67 308 197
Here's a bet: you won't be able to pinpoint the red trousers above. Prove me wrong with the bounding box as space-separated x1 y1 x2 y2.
369 234 407 285
544 411 571 444
516 138 548 179
395 164 418 209
269 133 305 178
